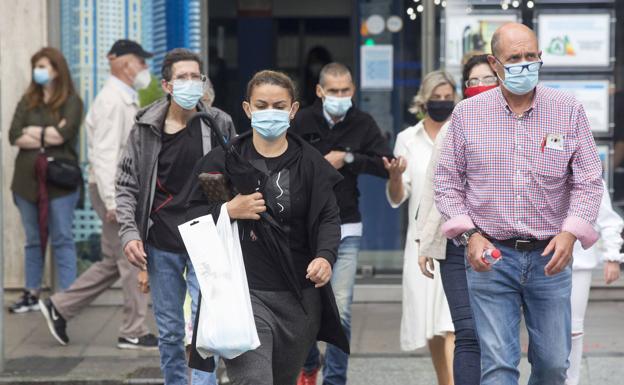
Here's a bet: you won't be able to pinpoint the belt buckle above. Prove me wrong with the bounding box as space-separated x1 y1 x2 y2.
515 239 532 251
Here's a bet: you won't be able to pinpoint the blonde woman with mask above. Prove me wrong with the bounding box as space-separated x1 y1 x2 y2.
384 70 457 385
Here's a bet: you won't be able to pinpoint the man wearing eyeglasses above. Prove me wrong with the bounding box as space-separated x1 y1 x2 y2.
434 23 602 385
116 48 236 385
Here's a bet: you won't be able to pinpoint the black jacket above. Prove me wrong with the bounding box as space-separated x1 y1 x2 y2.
289 100 391 224
185 132 350 372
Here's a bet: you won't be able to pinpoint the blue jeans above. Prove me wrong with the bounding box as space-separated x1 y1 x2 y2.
146 244 216 385
14 191 79 291
440 242 480 385
303 236 360 385
466 242 572 385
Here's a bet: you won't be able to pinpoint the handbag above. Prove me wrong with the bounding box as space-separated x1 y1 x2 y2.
197 172 233 202
40 126 83 190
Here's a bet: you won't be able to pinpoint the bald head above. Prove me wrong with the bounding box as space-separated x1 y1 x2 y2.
491 22 538 58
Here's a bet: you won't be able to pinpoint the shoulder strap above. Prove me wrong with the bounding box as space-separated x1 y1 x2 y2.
40 126 47 153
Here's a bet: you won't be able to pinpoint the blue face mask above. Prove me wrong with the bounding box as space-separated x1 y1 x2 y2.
499 61 540 96
172 80 204 110
33 68 50 85
251 109 291 141
323 95 352 117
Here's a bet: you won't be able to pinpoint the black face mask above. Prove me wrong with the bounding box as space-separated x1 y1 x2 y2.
426 100 455 122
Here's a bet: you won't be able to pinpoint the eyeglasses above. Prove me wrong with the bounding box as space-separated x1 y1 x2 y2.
465 75 498 88
172 73 207 82
495 59 543 75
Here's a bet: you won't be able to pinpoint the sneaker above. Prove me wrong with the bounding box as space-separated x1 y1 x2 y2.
39 299 69 346
9 290 39 313
297 367 320 385
118 333 159 350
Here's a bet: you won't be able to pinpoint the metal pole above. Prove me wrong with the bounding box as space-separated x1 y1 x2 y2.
421 0 436 78
0 64 4 377
47 0 62 49
200 0 210 75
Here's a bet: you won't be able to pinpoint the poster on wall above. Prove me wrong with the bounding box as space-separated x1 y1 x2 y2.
540 79 611 135
361 44 394 90
443 12 520 70
537 12 612 69
596 142 612 189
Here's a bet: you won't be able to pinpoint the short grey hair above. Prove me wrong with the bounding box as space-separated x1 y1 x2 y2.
409 70 457 116
319 62 352 86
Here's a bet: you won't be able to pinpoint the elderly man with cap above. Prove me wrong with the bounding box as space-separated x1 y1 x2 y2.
39 39 158 350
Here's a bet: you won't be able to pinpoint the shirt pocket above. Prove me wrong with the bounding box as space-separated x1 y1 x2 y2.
532 148 572 178
529 144 574 198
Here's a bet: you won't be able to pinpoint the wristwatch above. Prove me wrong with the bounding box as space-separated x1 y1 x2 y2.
344 151 355 164
460 228 481 246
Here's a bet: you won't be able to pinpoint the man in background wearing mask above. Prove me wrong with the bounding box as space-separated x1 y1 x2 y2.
291 62 391 385
434 23 602 385
40 40 158 350
115 48 235 385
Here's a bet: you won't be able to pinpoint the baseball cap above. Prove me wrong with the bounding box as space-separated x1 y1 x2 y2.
108 39 153 59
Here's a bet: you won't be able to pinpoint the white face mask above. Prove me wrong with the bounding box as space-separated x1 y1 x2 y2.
133 69 151 90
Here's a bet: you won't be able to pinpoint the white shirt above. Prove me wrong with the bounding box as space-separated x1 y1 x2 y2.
323 108 346 129
86 76 139 210
573 182 624 270
386 121 435 241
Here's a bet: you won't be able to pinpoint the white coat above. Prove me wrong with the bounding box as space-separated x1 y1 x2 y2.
86 76 139 210
386 121 454 351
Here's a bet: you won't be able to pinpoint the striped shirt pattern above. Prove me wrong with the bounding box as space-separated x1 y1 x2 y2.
434 85 602 247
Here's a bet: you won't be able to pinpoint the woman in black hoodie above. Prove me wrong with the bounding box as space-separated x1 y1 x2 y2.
185 70 349 384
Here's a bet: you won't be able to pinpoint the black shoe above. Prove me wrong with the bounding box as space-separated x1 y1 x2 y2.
39 299 69 346
117 333 159 350
9 290 39 313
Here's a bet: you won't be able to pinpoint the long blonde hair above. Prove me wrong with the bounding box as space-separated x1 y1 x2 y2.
409 70 457 116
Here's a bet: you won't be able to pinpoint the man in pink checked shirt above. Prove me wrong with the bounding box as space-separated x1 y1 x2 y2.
434 23 603 385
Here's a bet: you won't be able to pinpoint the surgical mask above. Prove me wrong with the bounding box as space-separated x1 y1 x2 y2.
251 109 291 141
33 68 50 85
323 95 352 117
499 61 540 96
426 100 454 122
133 69 151 90
464 84 498 98
171 80 204 110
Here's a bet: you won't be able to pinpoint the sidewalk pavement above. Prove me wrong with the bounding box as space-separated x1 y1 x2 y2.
1 293 623 384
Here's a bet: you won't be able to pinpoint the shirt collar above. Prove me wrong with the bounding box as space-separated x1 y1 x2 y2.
109 76 138 104
323 108 345 129
495 84 542 118
413 120 438 147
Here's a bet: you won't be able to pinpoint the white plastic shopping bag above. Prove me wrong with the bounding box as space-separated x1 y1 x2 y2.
178 204 260 359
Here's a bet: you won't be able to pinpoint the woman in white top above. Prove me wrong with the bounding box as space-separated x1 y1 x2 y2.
384 70 457 385
404 54 500 385
567 182 623 385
